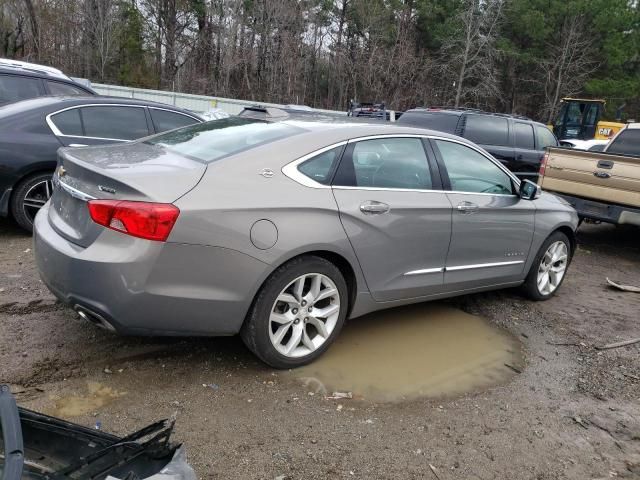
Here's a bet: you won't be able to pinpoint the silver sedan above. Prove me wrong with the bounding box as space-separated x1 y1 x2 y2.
34 116 578 368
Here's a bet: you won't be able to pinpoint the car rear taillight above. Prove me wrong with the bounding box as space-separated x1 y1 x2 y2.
87 200 180 242
539 150 550 177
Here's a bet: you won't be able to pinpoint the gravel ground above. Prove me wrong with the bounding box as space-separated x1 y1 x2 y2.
1 218 639 480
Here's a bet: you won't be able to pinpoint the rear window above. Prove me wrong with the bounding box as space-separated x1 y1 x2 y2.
514 123 535 150
396 111 460 134
463 114 509 146
46 80 86 96
536 126 558 149
0 74 42 104
146 117 304 163
81 105 149 140
606 129 640 157
50 108 83 136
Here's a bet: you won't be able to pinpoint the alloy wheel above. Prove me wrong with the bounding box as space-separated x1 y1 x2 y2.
22 179 53 225
269 273 341 358
537 241 568 295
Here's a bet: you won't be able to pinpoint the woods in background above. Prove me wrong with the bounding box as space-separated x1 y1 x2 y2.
1 0 638 122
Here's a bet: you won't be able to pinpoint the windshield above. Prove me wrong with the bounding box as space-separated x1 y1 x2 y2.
145 117 305 163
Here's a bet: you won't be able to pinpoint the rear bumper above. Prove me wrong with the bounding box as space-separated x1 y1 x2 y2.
555 193 640 226
33 203 269 336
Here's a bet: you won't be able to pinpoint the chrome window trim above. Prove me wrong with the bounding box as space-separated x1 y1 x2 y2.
281 141 348 189
282 133 522 193
446 260 524 272
46 103 149 141
404 267 444 276
332 185 444 194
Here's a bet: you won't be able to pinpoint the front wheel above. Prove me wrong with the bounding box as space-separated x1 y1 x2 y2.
522 231 571 300
241 256 348 369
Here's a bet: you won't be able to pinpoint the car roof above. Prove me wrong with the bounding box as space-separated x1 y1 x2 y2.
0 62 94 93
403 107 542 125
0 95 203 119
278 118 469 144
0 58 71 80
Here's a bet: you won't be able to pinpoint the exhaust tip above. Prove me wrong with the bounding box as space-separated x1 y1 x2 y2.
73 305 116 332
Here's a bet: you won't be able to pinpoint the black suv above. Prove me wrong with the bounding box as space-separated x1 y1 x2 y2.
397 108 559 179
0 58 96 106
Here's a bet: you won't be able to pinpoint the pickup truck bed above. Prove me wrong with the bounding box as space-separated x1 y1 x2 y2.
539 147 640 226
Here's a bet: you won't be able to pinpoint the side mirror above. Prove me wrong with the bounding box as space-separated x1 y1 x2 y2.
519 179 541 200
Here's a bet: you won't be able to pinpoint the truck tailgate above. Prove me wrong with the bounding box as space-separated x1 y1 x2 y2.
540 148 640 208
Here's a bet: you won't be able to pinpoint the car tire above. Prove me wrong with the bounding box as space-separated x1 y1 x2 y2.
10 172 54 233
522 231 572 301
241 255 349 369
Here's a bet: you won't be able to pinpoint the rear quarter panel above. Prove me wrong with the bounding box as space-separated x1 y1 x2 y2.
170 135 369 303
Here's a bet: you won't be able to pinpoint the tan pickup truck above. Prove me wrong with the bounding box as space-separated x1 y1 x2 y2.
539 123 640 226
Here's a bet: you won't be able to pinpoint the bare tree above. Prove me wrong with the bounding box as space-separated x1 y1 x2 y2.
539 15 598 123
22 0 38 59
439 0 503 108
84 0 120 81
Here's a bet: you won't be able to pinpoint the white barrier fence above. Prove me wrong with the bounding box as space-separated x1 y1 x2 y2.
92 83 346 116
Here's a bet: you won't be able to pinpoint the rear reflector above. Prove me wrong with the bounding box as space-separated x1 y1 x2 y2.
88 200 180 242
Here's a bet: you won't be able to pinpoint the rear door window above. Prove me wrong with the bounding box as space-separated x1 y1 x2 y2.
80 106 149 140
606 129 640 157
463 115 509 146
514 123 535 150
45 81 87 96
50 108 83 136
0 74 43 104
333 138 433 190
149 108 199 133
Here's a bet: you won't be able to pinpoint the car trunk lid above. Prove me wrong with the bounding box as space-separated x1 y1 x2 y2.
49 142 206 247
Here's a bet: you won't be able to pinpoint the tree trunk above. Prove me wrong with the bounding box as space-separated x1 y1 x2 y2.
23 0 39 60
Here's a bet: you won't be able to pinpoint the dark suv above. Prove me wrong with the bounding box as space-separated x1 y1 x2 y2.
397 108 559 179
0 58 96 105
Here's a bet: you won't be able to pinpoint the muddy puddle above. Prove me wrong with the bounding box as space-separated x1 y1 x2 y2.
50 381 125 417
294 303 524 402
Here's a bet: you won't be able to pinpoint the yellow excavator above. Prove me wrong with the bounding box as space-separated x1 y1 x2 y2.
549 98 625 141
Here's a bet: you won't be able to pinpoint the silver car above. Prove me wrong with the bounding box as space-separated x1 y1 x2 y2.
34 117 578 368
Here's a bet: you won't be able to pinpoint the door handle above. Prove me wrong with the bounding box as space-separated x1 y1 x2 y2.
360 201 390 214
68 143 88 147
597 160 614 169
457 201 479 214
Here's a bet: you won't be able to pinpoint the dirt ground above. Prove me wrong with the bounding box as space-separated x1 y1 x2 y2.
1 218 639 480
